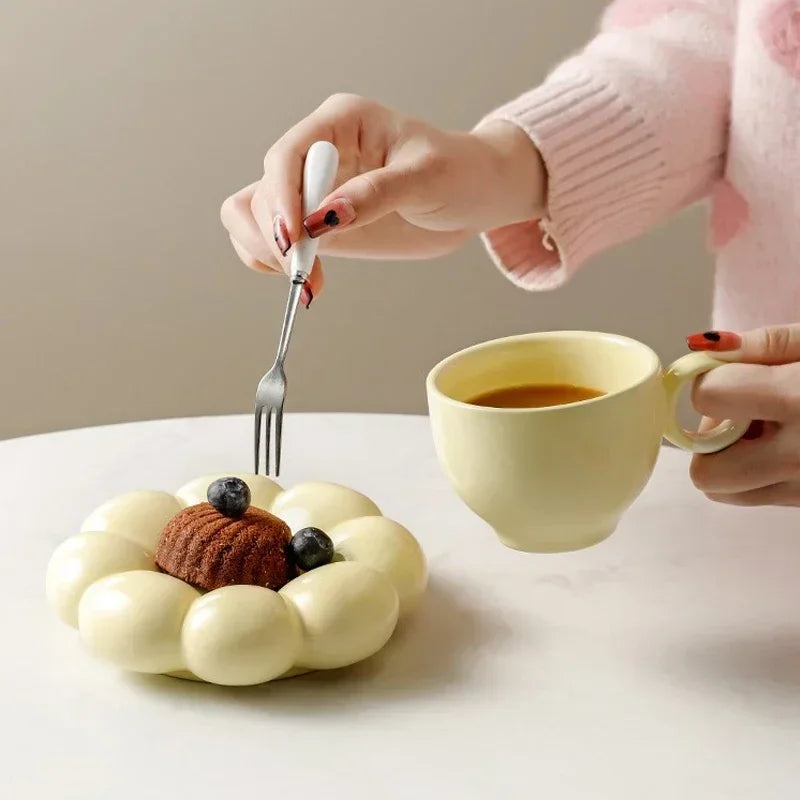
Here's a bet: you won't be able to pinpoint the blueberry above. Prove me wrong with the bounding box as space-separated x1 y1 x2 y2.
207 477 251 518
290 527 334 571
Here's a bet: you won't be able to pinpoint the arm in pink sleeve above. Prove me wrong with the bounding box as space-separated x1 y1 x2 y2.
480 0 735 290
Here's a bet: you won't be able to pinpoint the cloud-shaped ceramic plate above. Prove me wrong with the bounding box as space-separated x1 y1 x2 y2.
46 475 427 686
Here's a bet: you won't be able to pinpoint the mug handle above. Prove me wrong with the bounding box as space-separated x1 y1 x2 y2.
662 351 750 454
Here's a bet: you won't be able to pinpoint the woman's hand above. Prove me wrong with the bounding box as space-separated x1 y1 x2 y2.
687 325 800 506
220 94 546 301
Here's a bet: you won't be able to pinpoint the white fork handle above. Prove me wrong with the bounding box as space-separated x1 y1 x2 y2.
289 141 339 280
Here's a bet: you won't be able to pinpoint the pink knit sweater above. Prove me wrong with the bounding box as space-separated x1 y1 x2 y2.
481 0 800 330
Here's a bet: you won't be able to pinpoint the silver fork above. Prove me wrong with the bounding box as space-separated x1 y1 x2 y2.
254 141 339 476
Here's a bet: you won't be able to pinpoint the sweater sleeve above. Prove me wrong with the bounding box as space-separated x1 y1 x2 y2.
480 0 735 290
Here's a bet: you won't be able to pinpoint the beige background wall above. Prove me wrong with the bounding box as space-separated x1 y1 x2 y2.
1 0 712 440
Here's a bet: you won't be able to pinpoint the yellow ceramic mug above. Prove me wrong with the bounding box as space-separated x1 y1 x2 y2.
426 331 749 553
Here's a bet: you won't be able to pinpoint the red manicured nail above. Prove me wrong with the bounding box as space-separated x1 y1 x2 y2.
303 198 356 238
300 283 313 309
742 420 764 440
686 331 742 351
273 215 291 256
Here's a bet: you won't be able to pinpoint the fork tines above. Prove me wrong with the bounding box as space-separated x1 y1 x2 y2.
254 391 285 477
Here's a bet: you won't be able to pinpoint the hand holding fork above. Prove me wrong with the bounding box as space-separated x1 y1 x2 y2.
254 141 339 476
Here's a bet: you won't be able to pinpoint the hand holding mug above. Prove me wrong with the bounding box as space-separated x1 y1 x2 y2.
427 331 749 553
687 324 800 507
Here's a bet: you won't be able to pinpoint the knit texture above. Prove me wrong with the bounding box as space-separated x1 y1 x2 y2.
481 0 800 329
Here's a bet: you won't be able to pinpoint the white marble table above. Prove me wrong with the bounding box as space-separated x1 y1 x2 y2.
2 414 799 799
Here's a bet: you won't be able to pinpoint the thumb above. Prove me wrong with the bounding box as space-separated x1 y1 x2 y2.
302 165 416 239
687 324 800 364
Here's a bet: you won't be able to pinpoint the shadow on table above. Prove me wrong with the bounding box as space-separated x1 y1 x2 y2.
659 630 800 700
127 577 510 714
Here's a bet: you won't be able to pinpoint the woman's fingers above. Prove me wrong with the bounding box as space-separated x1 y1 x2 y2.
249 187 290 275
302 162 426 240
688 422 790 494
221 183 281 270
688 325 800 365
229 236 278 274
260 136 315 249
686 327 800 509
303 257 324 303
255 94 379 248
228 234 324 300
291 212 467 259
222 182 326 299
704 481 800 507
692 362 798 421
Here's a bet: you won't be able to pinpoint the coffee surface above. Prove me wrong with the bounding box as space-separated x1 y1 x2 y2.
467 383 605 409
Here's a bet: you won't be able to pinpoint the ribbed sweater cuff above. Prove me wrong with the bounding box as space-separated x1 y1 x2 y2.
480 71 665 290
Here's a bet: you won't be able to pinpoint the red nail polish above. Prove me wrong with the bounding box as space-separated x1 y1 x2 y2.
303 198 356 238
686 331 742 351
300 283 313 309
742 420 764 440
273 216 291 256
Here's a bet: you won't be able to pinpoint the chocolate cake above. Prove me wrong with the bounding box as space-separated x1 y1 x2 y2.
155 502 295 592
